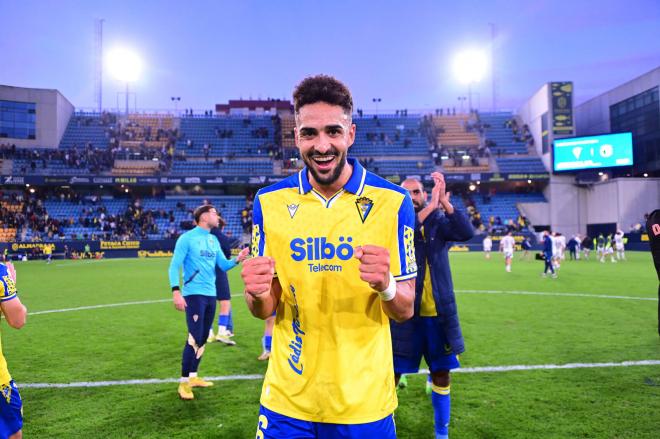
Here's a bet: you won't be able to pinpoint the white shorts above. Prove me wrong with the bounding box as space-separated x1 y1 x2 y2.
615 244 624 251
484 246 492 252
503 250 514 259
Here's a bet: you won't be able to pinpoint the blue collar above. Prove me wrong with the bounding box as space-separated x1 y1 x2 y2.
298 157 366 195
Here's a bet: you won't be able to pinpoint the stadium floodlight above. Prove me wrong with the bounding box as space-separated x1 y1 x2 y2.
452 49 488 85
107 48 142 114
107 48 142 82
452 49 488 111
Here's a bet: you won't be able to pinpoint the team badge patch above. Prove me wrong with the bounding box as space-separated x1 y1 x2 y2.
355 197 374 223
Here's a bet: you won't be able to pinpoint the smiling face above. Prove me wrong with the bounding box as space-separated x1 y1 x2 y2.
295 101 356 189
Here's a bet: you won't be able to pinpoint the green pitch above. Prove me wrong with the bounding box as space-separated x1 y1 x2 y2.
3 252 659 438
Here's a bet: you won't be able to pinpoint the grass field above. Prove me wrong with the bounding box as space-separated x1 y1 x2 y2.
3 251 659 438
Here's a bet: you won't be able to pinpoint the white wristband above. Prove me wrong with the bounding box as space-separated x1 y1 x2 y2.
378 272 397 302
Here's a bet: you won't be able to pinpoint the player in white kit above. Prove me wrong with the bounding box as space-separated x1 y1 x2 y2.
557 233 567 260
614 230 626 260
483 235 493 259
500 232 516 272
552 232 563 270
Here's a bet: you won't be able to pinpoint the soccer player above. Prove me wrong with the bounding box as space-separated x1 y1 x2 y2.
552 232 564 269
395 172 474 439
541 230 557 278
614 230 626 260
241 75 416 438
43 244 53 264
207 215 240 345
603 238 617 263
168 204 249 400
258 313 275 361
500 232 515 272
581 234 592 260
0 261 27 439
520 236 532 261
482 235 492 259
596 234 605 261
557 233 566 261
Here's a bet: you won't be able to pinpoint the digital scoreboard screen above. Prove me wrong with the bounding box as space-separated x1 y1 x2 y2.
553 132 633 172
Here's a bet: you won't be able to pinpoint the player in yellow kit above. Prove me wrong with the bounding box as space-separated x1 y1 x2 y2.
0 261 28 439
241 75 417 438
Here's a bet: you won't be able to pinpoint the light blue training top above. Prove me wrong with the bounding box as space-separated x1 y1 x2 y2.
168 226 237 297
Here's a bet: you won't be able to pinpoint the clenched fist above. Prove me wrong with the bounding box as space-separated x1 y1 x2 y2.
241 256 276 298
353 245 391 292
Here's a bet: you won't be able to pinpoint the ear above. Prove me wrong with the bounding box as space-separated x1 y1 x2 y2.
347 122 356 147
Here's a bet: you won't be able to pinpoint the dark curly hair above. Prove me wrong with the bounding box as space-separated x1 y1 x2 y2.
293 74 353 117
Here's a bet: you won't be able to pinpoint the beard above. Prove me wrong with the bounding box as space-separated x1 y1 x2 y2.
413 201 426 213
303 146 347 187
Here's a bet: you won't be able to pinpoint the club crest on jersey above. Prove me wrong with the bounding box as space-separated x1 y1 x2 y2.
355 197 374 223
287 203 299 219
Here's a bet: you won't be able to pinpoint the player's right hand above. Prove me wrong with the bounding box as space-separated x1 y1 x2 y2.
173 290 187 312
242 256 275 298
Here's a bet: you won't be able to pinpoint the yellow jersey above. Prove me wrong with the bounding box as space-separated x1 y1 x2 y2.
0 262 18 385
251 158 417 424
419 226 438 317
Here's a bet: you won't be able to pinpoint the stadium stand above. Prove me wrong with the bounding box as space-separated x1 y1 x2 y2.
351 115 429 156
176 115 279 158
170 160 273 175
433 114 480 147
495 157 547 173
59 113 115 150
479 112 529 155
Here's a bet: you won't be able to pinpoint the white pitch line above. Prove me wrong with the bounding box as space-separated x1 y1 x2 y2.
54 259 130 267
20 360 660 389
28 294 244 316
22 374 263 389
28 299 171 315
28 289 655 317
457 289 657 301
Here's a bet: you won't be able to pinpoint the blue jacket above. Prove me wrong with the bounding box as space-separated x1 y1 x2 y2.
391 208 474 355
543 235 553 256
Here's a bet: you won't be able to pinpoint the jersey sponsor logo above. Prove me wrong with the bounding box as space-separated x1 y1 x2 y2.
355 196 374 223
287 203 299 219
290 236 354 262
307 263 343 273
287 284 305 375
199 249 216 259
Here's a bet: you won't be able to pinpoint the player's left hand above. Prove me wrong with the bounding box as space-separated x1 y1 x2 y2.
353 245 391 292
5 261 16 284
236 247 250 263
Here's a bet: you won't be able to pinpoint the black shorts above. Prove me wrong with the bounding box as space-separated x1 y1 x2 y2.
215 270 231 301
